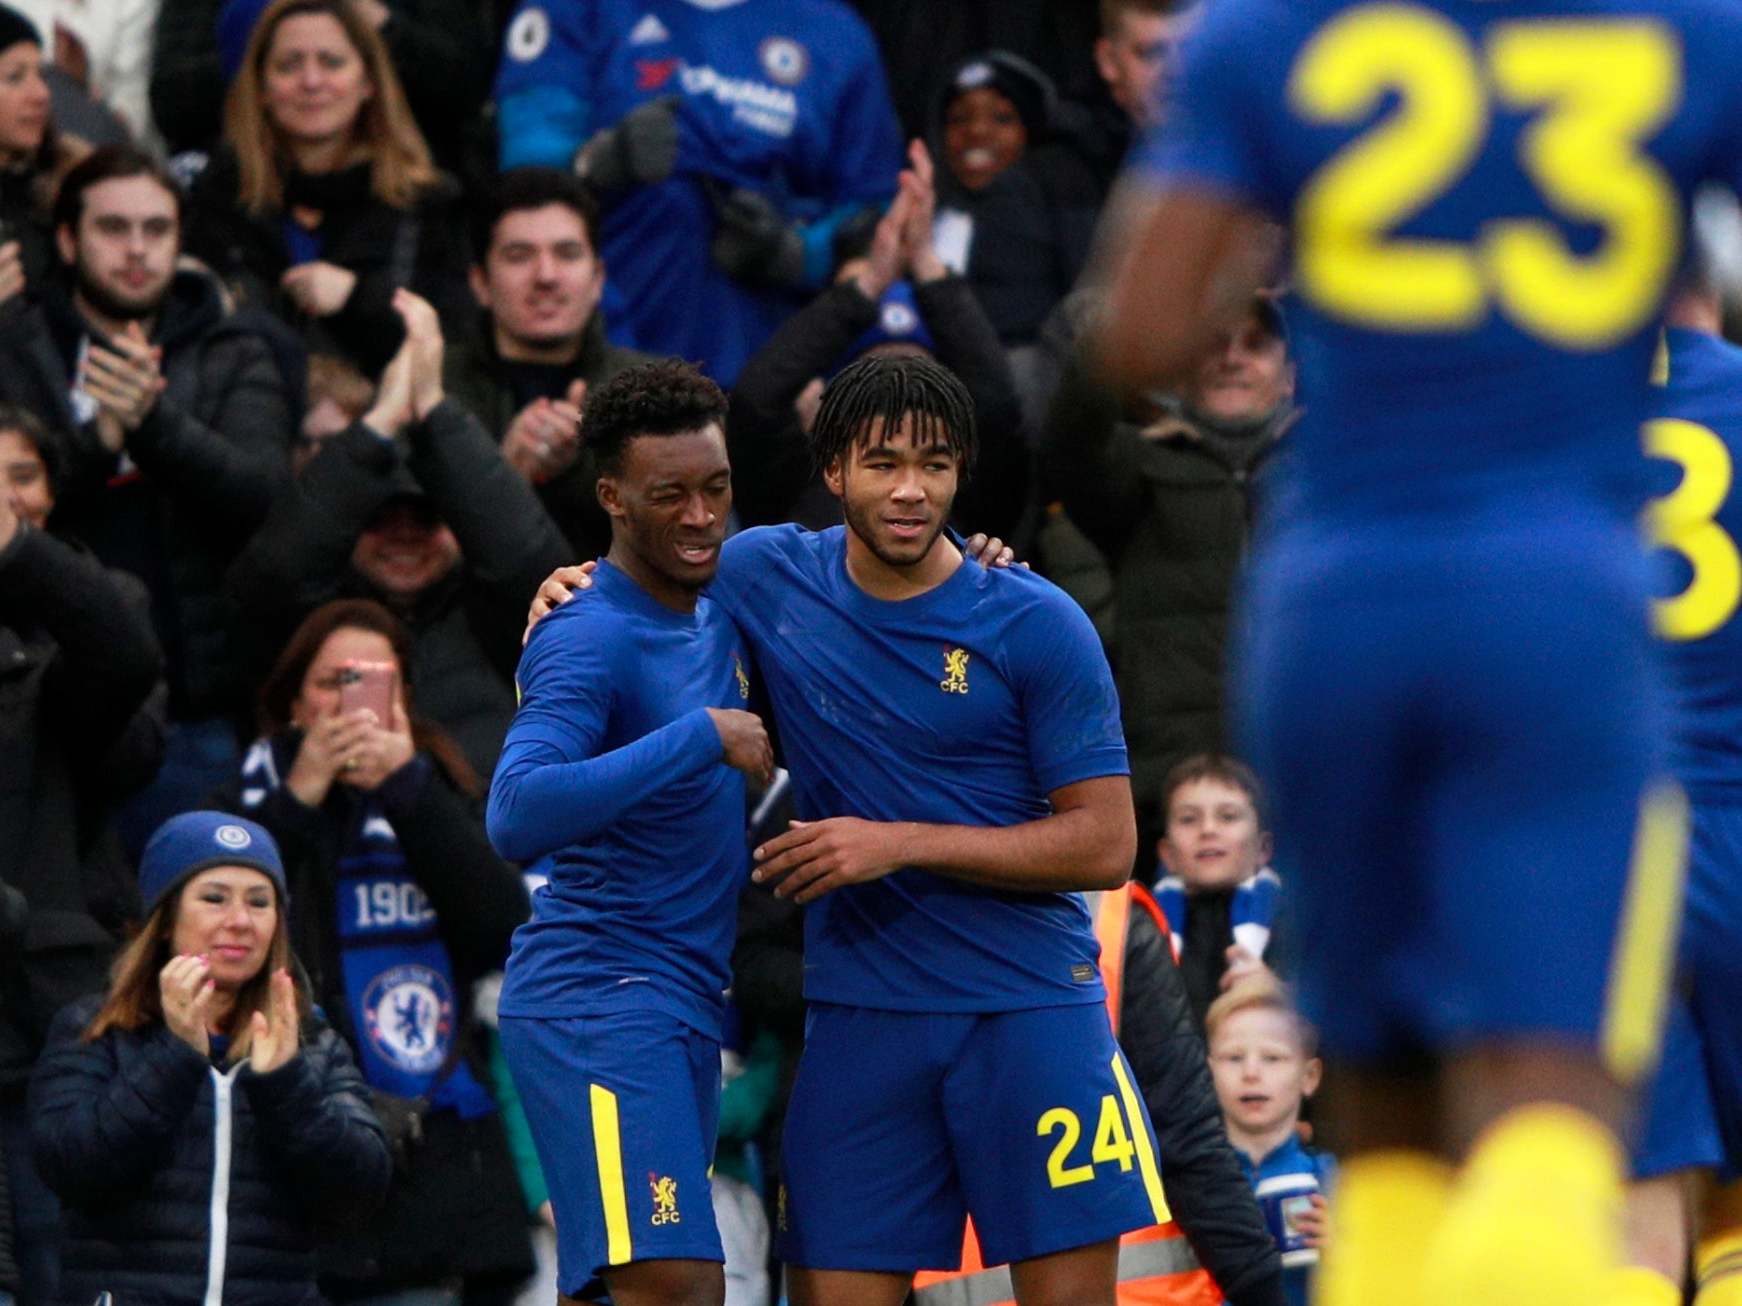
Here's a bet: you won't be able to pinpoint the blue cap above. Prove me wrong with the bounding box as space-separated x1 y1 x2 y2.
834 281 937 376
138 812 288 917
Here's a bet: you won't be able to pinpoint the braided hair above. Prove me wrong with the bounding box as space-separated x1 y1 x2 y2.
809 355 978 480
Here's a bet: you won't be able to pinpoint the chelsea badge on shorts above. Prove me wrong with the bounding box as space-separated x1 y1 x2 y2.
362 964 455 1075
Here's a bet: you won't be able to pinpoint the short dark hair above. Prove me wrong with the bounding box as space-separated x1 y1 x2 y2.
581 360 728 475
53 144 185 235
0 402 62 496
1099 0 1175 33
472 168 601 264
1160 754 1267 831
809 354 978 479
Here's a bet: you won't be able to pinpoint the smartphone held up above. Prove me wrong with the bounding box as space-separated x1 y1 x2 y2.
337 661 397 729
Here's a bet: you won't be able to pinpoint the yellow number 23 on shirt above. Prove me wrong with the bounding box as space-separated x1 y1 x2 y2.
1289 5 1681 350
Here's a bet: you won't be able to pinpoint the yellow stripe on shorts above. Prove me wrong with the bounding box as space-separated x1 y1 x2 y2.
1601 781 1690 1085
1110 1053 1171 1225
590 1084 633 1265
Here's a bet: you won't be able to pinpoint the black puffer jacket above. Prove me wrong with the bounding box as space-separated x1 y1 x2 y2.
186 152 471 375
0 268 295 722
212 737 534 1293
29 993 391 1306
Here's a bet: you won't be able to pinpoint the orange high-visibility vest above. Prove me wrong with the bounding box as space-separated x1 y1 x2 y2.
912 885 1224 1306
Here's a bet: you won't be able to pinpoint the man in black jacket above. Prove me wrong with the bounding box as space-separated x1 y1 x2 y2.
232 291 573 783
1043 292 1295 872
0 479 164 1306
0 143 295 853
444 168 651 558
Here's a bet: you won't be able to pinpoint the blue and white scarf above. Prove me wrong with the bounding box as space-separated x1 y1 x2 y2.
1154 867 1282 964
240 737 495 1117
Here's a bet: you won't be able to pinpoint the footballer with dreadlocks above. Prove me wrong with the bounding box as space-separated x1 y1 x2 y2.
520 352 1156 1306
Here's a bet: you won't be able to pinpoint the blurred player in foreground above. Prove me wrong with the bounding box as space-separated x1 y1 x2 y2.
1100 1 1742 1303
1625 272 1742 1306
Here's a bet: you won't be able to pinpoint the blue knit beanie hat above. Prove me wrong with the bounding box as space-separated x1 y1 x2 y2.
139 812 288 917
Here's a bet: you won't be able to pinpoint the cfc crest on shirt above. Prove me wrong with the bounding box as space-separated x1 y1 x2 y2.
734 653 751 700
650 1174 681 1225
940 648 970 695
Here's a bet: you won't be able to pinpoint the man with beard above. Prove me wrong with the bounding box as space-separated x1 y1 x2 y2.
485 359 772 1306
529 355 1162 1306
0 142 294 849
444 168 651 556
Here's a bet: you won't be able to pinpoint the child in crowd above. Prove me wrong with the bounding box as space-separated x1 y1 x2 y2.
1154 754 1286 1025
1207 977 1333 1306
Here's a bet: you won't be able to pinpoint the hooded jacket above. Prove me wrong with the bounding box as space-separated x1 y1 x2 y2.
928 52 1102 346
31 993 391 1306
0 264 294 723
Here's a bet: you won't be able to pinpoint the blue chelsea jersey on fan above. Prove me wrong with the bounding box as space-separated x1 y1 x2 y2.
709 526 1129 1013
1648 327 1742 796
1140 0 1742 522
493 0 902 383
489 561 751 1039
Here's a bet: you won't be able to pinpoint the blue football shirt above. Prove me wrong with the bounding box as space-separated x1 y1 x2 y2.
1648 327 1742 797
1139 0 1742 522
487 559 753 1037
494 0 902 383
709 525 1130 1013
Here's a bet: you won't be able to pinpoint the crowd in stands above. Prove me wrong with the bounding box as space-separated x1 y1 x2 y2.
0 0 1334 1303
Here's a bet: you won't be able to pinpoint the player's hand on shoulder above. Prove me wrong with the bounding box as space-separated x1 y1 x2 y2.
707 708 773 786
752 817 912 904
962 533 1025 570
523 562 598 646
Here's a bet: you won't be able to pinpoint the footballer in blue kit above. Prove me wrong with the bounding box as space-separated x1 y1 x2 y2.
1630 284 1742 1303
1102 1 1742 1304
526 355 1164 1306
724 357 1161 1306
486 361 773 1306
493 0 903 383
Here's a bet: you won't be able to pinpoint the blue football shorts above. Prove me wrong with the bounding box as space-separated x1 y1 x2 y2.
1636 797 1742 1181
1233 499 1686 1077
499 1009 724 1299
777 1001 1169 1271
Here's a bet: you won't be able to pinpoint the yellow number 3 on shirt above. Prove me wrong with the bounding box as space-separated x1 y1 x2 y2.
1290 5 1681 350
1645 418 1742 642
